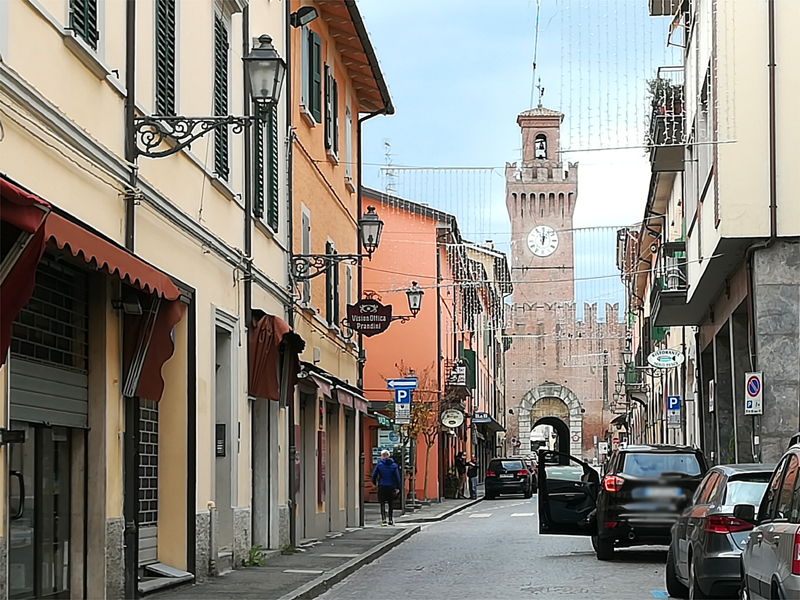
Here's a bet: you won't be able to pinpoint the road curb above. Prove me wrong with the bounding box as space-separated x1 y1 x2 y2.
275 525 421 600
400 497 483 523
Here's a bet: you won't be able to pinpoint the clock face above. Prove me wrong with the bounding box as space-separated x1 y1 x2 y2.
527 225 559 257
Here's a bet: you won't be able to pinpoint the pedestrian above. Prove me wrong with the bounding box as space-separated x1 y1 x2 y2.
467 459 478 499
372 449 401 526
455 452 467 499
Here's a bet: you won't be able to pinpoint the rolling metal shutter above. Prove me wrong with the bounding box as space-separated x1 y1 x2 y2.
9 255 89 428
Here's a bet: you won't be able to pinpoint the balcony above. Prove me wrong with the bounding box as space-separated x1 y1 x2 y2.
649 240 689 327
647 67 685 172
648 0 682 17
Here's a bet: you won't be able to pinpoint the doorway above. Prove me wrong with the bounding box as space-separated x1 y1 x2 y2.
214 324 235 564
8 423 72 600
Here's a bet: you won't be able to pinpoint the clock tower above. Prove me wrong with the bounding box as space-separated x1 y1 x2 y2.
505 106 578 305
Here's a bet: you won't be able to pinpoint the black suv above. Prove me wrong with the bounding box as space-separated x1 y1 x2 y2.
537 445 708 560
485 458 534 500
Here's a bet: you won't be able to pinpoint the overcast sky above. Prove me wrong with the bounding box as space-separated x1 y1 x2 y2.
354 0 679 316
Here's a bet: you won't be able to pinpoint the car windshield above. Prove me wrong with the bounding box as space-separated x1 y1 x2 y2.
723 479 769 506
620 453 702 477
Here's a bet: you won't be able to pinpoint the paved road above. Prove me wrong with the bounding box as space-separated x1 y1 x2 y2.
320 496 671 600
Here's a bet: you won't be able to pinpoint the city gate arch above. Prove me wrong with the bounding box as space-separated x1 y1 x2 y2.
518 383 584 457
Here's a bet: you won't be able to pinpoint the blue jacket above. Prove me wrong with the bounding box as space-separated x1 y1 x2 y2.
372 458 401 488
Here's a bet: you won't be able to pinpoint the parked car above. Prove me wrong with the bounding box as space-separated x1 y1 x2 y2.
485 458 534 499
737 445 800 600
666 463 773 599
537 445 708 561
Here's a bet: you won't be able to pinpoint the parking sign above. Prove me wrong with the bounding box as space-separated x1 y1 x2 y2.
744 372 763 415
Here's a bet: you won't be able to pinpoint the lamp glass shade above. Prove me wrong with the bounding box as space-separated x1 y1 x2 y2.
614 381 622 393
617 370 626 383
622 349 632 365
406 281 424 314
244 35 286 103
359 206 384 254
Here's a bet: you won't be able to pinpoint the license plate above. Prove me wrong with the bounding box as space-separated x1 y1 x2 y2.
499 474 513 479
639 486 681 498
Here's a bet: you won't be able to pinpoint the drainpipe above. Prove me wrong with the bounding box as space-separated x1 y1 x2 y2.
242 6 253 331
124 0 138 252
436 232 444 500
356 108 387 524
743 0 778 462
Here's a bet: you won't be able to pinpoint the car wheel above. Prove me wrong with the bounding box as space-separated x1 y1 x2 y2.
689 557 708 599
595 535 614 561
666 545 688 599
739 578 749 600
524 488 533 499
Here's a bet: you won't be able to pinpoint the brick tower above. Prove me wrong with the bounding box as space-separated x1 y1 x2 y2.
505 107 578 305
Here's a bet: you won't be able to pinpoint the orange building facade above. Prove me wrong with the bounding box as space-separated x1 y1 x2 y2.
360 188 511 503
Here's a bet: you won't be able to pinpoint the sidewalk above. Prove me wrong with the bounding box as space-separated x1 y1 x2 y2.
154 493 482 600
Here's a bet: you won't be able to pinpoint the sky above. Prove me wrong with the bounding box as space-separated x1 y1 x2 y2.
355 0 680 318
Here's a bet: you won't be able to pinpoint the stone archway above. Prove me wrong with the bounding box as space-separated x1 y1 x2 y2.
518 382 584 457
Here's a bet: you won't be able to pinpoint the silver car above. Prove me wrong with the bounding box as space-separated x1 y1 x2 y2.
666 464 773 599
738 447 800 600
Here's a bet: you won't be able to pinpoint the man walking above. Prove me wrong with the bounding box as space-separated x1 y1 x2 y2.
372 449 401 526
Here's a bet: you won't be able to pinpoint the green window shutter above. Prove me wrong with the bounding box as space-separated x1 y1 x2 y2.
266 105 279 231
324 64 332 149
460 349 477 390
310 32 322 122
213 14 229 181
332 79 339 155
69 0 99 50
253 107 266 219
325 241 334 324
155 0 176 116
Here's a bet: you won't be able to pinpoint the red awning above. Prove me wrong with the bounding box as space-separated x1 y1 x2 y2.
44 213 180 301
249 312 305 401
1 178 51 365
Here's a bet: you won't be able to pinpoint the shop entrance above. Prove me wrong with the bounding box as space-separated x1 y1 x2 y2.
8 423 72 600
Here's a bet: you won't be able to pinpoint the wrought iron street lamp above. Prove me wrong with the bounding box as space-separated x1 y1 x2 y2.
132 35 285 159
291 206 385 280
622 348 632 365
405 282 424 316
617 369 626 383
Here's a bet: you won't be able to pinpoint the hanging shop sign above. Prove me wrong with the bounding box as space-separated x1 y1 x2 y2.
647 349 685 369
472 412 491 423
441 409 465 428
446 360 467 387
346 299 392 337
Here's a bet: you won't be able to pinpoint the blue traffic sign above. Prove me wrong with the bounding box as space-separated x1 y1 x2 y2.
667 395 681 411
394 389 411 404
387 378 418 390
747 376 761 397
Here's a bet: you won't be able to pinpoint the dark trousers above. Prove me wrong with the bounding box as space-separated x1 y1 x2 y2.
378 486 395 522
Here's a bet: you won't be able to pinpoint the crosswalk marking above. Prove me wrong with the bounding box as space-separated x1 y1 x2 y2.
469 513 492 518
511 513 536 517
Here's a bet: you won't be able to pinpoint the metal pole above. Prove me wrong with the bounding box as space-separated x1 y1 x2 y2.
124 0 138 252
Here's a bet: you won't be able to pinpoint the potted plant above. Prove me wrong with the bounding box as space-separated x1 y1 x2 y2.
646 78 684 115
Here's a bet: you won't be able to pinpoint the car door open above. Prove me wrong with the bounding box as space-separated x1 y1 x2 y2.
537 449 600 536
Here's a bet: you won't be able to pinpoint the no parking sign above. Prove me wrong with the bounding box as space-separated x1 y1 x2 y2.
744 372 763 415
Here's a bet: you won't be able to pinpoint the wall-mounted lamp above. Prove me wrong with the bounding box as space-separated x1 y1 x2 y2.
290 6 318 28
112 295 143 315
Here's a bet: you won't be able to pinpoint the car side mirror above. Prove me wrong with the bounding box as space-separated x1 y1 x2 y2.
733 503 757 524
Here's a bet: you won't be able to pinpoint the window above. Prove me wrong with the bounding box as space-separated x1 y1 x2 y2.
69 0 99 50
325 241 339 326
254 104 279 230
723 478 770 508
213 12 229 180
776 455 799 520
301 210 311 304
155 0 176 116
759 456 788 522
693 472 720 505
619 453 701 477
345 106 353 181
324 65 339 156
344 265 352 335
303 29 322 122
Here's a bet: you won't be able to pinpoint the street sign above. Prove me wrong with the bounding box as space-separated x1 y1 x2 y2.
346 299 392 337
667 410 681 429
598 441 609 455
394 389 411 404
394 388 412 425
745 372 763 415
386 378 418 390
667 396 681 411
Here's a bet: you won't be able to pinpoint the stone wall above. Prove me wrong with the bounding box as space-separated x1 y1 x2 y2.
105 518 124 600
195 511 211 582
754 240 800 462
233 507 251 569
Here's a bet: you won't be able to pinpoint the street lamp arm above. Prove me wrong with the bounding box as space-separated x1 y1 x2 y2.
133 115 255 159
391 315 415 323
291 253 368 281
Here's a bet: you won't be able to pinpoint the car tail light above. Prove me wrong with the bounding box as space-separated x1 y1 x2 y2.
704 516 754 534
603 474 624 493
486 470 495 477
518 469 529 476
793 531 800 576
604 521 618 528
